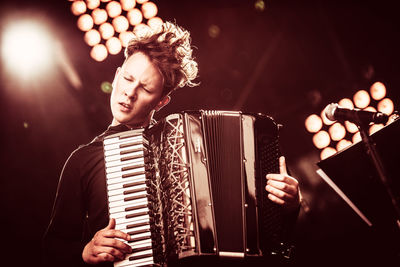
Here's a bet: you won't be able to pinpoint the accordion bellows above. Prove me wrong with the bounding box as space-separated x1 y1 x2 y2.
103 110 287 267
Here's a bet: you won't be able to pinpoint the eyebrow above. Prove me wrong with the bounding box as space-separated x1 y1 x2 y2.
122 71 149 87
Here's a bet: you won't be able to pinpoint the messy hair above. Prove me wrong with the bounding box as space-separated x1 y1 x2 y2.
124 22 199 96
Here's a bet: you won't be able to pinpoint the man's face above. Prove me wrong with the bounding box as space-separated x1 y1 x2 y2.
110 52 165 128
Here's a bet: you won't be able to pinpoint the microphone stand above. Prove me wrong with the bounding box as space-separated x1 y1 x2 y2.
356 115 400 230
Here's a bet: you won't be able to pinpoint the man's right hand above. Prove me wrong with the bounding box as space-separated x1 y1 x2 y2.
82 218 132 264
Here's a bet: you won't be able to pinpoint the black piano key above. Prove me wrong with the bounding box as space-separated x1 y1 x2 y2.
128 253 153 261
131 245 153 253
125 204 148 212
123 180 146 188
120 141 143 148
127 228 151 236
122 164 145 172
123 187 145 195
127 221 149 229
121 154 144 161
124 193 147 202
122 170 146 178
120 148 143 155
126 211 148 218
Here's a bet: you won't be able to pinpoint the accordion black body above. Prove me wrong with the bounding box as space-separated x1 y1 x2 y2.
103 110 289 267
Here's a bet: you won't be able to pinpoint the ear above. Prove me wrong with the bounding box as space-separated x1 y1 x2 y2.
155 95 171 111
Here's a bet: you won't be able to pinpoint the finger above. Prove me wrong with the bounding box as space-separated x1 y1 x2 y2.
102 229 131 241
266 174 298 187
267 193 285 205
96 253 115 262
265 184 295 202
279 156 288 175
94 237 132 254
267 180 297 196
105 218 116 230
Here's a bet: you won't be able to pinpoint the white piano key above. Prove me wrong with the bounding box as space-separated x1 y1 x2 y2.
105 157 144 169
105 161 145 174
109 195 147 209
130 232 151 241
111 207 149 219
115 217 150 231
109 198 148 214
104 133 144 146
105 151 145 162
104 144 144 157
122 224 150 234
114 257 154 267
106 174 146 186
104 138 144 150
106 167 146 179
109 189 148 202
115 214 150 225
108 184 147 197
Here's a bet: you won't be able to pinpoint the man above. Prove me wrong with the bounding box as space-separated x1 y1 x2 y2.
43 22 300 266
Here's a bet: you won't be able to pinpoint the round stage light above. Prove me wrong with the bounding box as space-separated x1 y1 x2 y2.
112 16 129 33
121 0 136 11
127 8 143 25
147 17 163 29
377 98 394 115
99 22 115 40
338 98 354 109
329 122 346 141
320 147 337 160
352 131 361 143
336 139 352 152
119 31 135 47
77 14 94 32
71 1 87 16
84 29 101 46
369 124 384 135
353 90 370 109
344 120 358 133
87 0 100 10
106 1 122 18
92 8 108 25
141 1 158 19
370 82 386 100
106 37 122 55
313 130 330 149
305 114 323 133
90 44 108 61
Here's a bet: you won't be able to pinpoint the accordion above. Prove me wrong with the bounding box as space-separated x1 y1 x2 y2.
103 110 290 267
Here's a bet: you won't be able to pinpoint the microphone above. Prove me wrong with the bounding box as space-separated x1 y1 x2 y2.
324 103 389 125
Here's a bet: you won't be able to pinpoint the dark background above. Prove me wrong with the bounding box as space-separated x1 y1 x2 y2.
1 0 399 266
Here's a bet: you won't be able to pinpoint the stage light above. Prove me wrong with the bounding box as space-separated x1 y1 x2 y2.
92 8 108 25
344 121 358 133
141 1 158 19
254 0 266 12
106 37 122 55
136 0 149 3
71 1 87 16
106 1 122 18
112 16 129 33
370 82 386 100
305 114 323 133
87 0 101 10
147 17 163 29
101 81 113 93
369 124 384 135
84 29 101 46
338 98 354 109
329 122 346 141
313 130 330 149
208 25 221 38
364 106 377 112
127 8 143 25
377 98 394 115
134 23 151 35
2 20 55 79
77 14 94 31
352 131 361 143
121 0 136 11
353 90 370 109
90 44 108 62
336 139 352 152
99 22 115 40
119 31 135 47
320 147 336 160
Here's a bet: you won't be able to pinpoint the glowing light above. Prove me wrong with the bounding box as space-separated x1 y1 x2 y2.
320 147 337 160
313 131 330 149
141 1 158 19
344 120 358 133
87 0 100 9
377 98 394 115
134 23 151 36
106 37 122 55
254 0 266 12
92 8 108 25
336 139 352 152
329 122 346 141
364 106 377 112
136 0 149 3
121 0 136 11
90 44 108 61
353 90 370 109
101 81 113 93
119 31 135 47
338 98 354 109
112 16 129 33
305 114 323 133
99 22 115 40
321 109 334 126
369 124 384 135
84 29 101 46
147 17 163 30
2 20 55 78
106 1 122 18
352 131 361 143
71 1 87 16
370 82 386 100
127 8 143 25
208 25 221 38
77 14 94 31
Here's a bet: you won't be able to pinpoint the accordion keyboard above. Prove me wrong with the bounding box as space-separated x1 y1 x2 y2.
103 130 154 267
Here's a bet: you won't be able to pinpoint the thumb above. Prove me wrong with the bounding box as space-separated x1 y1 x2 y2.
279 156 288 175
105 218 116 230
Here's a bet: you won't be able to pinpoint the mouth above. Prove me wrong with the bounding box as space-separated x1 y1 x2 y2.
119 102 132 111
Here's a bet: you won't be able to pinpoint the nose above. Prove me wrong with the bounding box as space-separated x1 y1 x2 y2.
124 81 139 99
